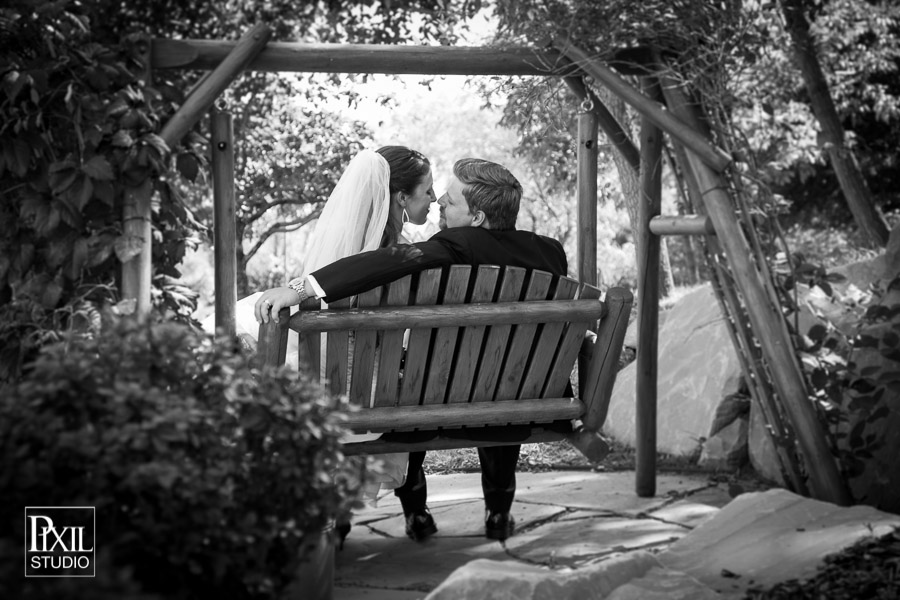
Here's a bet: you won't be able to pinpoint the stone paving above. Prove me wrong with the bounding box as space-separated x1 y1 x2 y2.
332 470 900 600
335 471 732 599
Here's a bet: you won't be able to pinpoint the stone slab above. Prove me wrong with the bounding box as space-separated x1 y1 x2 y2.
645 499 722 529
514 471 730 515
505 513 689 567
335 532 510 591
335 587 426 600
423 552 662 600
658 488 900 597
605 566 722 600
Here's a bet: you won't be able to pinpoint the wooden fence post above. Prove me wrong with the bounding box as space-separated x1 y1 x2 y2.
211 108 237 337
577 107 598 286
635 77 664 497
120 34 154 316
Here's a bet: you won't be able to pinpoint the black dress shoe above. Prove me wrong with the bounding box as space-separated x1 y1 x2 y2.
405 508 438 541
485 511 515 541
335 519 351 550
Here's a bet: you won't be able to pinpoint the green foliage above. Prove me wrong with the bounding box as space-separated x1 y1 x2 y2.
0 316 361 599
774 251 900 491
0 2 206 381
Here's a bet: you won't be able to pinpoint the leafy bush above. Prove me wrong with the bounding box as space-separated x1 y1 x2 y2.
0 316 361 599
775 248 900 508
0 2 205 382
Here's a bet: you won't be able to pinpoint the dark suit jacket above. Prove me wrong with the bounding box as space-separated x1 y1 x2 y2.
311 227 568 302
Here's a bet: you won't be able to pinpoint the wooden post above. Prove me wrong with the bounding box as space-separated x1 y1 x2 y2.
577 109 598 286
120 34 154 316
564 76 640 172
159 23 271 149
211 108 237 337
555 42 732 173
660 77 851 506
635 77 663 497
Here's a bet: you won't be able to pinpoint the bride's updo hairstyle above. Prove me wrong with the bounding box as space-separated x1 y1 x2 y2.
376 145 431 246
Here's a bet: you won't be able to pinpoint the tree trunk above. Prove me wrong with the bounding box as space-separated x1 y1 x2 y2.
781 0 889 247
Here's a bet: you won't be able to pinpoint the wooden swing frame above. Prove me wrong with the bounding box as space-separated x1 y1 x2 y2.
126 23 849 505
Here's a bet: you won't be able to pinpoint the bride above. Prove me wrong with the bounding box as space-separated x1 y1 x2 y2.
214 146 438 347
208 145 438 537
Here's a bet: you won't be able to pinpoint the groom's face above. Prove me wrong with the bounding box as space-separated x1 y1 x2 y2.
438 176 476 230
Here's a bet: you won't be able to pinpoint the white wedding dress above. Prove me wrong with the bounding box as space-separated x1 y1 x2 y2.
203 149 438 503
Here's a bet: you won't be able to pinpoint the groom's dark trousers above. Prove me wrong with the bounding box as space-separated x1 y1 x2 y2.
310 226 568 514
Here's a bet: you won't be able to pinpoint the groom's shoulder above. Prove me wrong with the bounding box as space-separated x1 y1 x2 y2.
433 227 561 246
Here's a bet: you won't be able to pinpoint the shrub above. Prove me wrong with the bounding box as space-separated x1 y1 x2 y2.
0 316 361 599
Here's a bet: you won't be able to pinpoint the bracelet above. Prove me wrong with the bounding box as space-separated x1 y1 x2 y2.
287 277 309 302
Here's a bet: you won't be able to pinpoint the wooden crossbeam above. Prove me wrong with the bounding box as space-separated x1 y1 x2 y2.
152 40 563 76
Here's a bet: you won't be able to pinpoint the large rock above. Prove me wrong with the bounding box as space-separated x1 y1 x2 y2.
424 553 662 600
658 489 900 597
606 285 742 455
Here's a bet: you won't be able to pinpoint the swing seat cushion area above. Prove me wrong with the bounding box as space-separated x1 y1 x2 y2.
257 265 633 457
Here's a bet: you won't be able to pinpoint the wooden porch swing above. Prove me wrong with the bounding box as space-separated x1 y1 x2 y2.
125 23 849 506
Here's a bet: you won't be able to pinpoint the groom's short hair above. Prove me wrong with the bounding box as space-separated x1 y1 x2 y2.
453 158 521 230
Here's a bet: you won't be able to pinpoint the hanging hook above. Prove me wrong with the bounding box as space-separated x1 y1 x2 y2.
579 76 594 113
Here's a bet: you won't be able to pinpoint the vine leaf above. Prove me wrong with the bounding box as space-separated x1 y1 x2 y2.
114 234 144 263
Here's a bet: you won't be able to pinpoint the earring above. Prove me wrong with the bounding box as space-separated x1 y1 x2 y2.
402 208 410 224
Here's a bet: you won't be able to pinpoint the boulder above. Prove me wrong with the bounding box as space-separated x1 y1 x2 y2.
606 285 742 455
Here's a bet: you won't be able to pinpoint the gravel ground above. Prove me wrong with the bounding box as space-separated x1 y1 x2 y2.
743 527 900 599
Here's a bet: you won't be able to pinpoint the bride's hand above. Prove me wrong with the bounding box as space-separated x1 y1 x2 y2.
254 287 301 324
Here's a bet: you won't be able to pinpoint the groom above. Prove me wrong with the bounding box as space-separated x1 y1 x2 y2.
257 158 567 541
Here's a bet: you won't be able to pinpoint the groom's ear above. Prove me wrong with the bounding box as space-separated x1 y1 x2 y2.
470 210 487 228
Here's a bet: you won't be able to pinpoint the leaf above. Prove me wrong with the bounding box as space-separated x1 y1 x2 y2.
40 277 63 309
816 281 833 297
87 234 114 267
111 130 134 148
66 237 89 280
176 152 199 182
94 180 114 206
114 235 145 263
13 138 32 176
807 323 827 342
83 155 114 181
810 368 828 390
67 175 94 211
854 334 879 349
870 406 890 421
142 133 170 156
849 378 876 394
